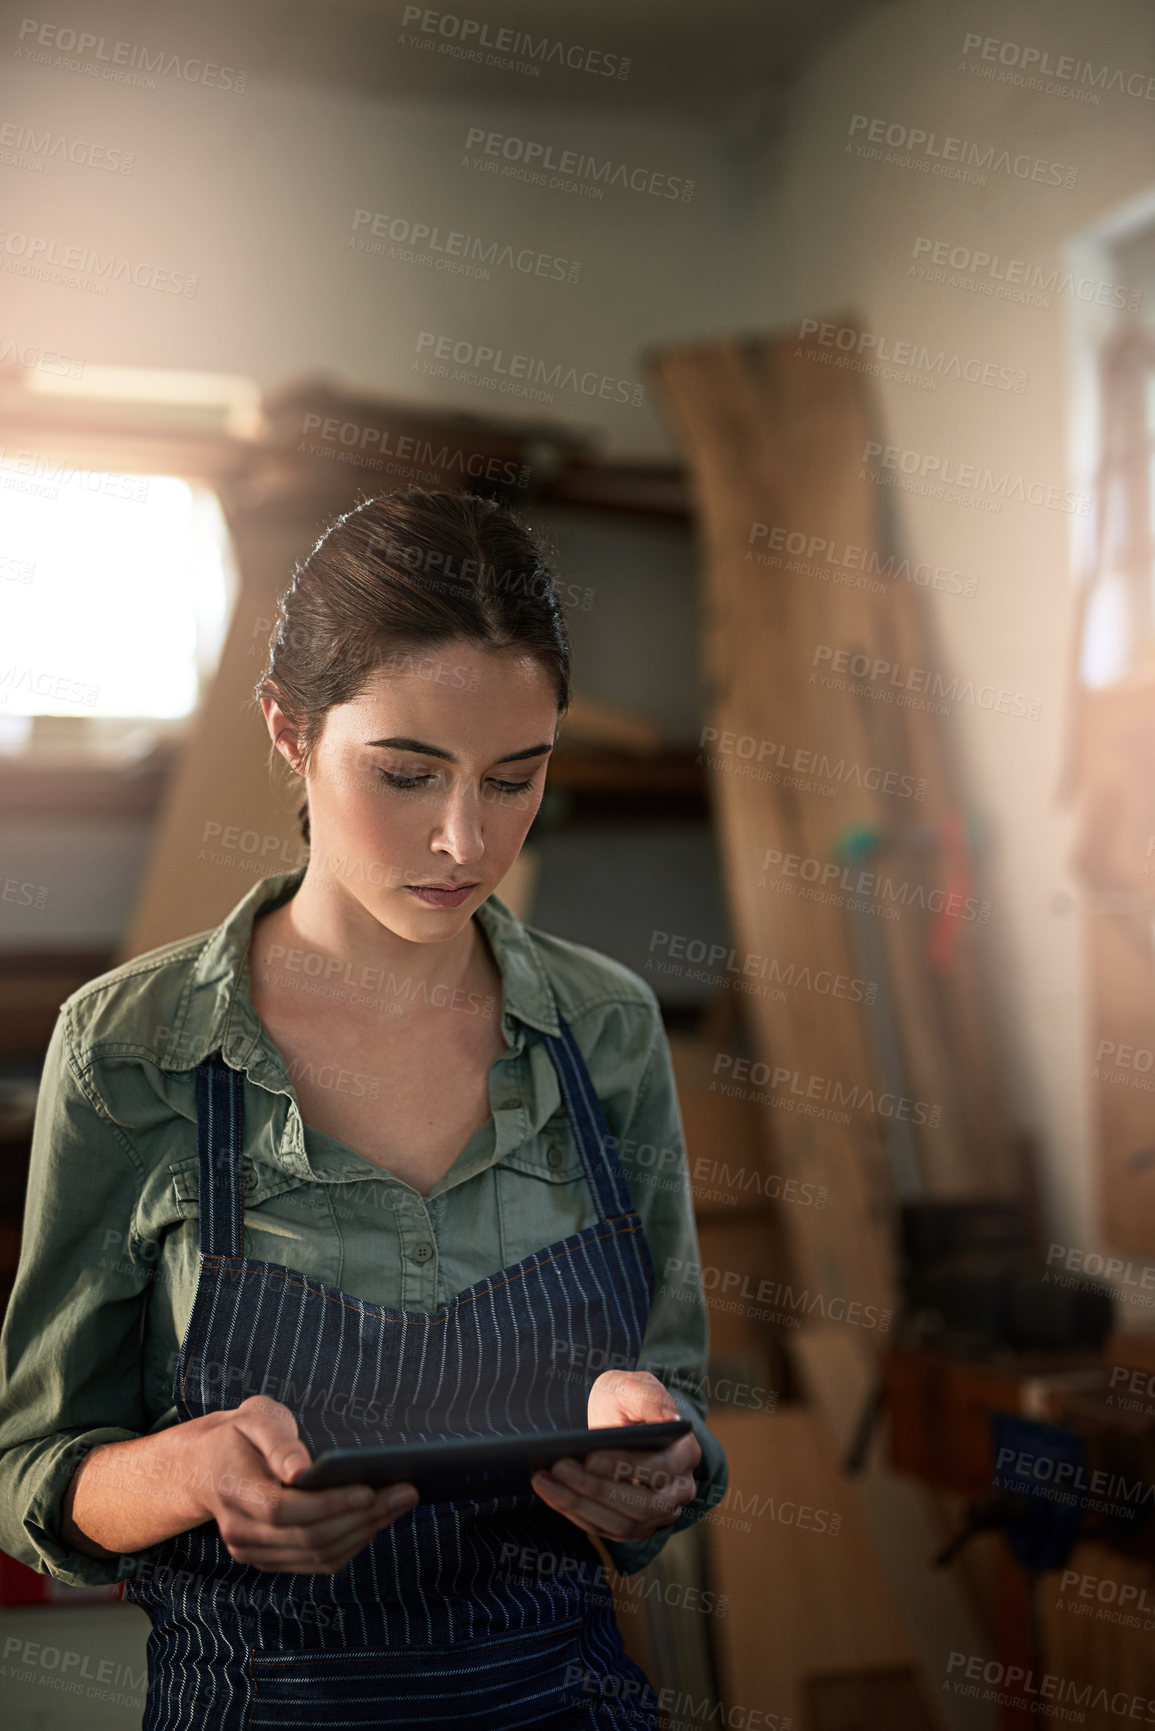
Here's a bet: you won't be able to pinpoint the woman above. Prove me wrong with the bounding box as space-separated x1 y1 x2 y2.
0 487 728 1728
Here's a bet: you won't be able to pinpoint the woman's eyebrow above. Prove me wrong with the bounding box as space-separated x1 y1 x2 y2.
363 736 554 764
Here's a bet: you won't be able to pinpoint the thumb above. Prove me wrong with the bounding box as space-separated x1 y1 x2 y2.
232 1395 312 1485
592 1369 682 1424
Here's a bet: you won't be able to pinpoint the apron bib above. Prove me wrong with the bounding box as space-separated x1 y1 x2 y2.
124 1005 663 1730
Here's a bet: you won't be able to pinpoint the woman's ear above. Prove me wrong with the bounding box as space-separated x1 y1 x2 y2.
277 730 303 774
261 695 302 772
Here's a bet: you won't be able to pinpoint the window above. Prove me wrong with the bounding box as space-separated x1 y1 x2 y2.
1077 325 1155 688
0 459 237 747
1066 188 1155 692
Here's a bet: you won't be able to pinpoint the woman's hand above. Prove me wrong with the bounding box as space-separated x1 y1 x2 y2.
530 1370 701 1545
193 1396 420 1573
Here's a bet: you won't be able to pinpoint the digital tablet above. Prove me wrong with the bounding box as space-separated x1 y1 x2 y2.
288 1420 693 1502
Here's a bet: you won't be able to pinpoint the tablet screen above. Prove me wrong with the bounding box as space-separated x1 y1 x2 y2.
290 1419 692 1501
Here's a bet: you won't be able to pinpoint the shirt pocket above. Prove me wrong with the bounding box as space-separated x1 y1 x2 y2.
494 1117 600 1271
165 1154 342 1285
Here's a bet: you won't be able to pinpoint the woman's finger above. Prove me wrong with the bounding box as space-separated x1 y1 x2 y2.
591 1469 694 1524
224 1516 381 1568
555 1451 695 1506
530 1472 639 1541
532 1465 694 1539
268 1480 418 1529
582 1434 700 1486
221 1494 416 1569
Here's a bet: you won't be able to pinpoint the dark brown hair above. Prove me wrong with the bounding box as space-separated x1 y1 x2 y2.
253 487 571 847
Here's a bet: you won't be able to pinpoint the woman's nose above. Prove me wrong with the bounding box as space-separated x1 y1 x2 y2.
431 793 486 861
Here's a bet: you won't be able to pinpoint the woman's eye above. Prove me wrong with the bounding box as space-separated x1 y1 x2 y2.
374 769 539 795
376 769 433 790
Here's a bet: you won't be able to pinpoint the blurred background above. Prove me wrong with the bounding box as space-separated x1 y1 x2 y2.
3 0 1155 1726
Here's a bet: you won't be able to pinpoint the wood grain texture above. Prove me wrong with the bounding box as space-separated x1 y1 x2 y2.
647 325 1014 1322
705 1407 915 1729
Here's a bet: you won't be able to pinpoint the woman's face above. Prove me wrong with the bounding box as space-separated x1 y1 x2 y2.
270 639 559 941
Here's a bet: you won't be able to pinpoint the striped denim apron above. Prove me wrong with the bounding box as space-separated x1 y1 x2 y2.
124 1008 664 1730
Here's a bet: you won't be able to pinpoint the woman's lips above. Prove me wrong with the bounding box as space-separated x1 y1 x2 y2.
404 883 478 907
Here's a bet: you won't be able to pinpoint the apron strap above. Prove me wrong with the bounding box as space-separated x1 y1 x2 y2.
539 1011 631 1203
543 1012 656 1295
194 1050 245 1258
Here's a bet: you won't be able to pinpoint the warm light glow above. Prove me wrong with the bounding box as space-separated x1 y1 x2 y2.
23 366 264 438
0 460 234 719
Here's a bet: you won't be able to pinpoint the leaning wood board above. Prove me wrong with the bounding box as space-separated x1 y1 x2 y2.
647 326 1014 1321
704 1408 918 1729
1069 680 1155 1254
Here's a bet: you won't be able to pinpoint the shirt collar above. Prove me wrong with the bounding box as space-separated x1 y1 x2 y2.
161 864 561 1085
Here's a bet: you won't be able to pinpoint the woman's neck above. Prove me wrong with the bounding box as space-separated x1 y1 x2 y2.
250 868 499 1022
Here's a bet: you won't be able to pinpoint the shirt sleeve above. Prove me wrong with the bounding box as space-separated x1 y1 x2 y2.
0 1004 158 1587
599 995 729 1577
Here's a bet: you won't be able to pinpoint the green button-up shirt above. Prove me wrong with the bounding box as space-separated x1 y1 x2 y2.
0 865 727 1587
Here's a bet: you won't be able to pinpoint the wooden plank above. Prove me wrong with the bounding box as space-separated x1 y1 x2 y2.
592 1523 722 1728
797 1328 1002 1731
667 1030 777 1214
647 326 1016 1328
1068 680 1155 1254
557 694 665 754
805 1665 938 1731
1087 897 1155 1252
1037 1540 1155 1731
704 1407 918 1729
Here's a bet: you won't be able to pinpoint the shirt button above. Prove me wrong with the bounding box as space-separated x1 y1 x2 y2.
243 1170 257 1193
411 1242 434 1264
547 1145 565 1170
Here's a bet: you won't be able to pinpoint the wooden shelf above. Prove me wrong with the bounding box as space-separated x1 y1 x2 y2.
0 748 176 817
0 953 117 1056
546 746 703 791
0 375 696 523
540 747 709 823
540 455 692 521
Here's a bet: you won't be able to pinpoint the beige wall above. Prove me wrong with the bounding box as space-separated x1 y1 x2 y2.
1 60 745 455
